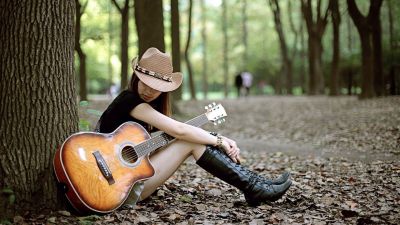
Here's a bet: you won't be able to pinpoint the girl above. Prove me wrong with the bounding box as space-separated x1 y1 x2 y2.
96 47 292 207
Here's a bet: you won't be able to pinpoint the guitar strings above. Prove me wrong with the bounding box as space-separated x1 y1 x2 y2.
120 115 207 161
122 117 206 161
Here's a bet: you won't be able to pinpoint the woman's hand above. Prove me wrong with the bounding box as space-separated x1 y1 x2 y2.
219 136 241 164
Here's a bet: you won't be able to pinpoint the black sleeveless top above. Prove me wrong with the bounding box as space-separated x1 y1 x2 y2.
97 90 148 133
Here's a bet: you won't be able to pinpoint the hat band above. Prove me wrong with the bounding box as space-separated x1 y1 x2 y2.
135 65 172 82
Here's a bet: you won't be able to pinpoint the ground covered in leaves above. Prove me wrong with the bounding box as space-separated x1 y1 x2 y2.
12 96 400 224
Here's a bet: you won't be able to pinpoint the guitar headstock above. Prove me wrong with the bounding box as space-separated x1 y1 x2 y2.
205 102 227 125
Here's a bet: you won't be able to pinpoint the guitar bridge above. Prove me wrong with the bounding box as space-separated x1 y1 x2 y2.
93 151 115 185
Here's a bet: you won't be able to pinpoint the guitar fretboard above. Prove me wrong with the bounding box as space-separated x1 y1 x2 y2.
133 114 209 157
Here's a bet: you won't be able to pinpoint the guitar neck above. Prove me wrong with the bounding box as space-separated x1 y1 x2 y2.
134 114 209 158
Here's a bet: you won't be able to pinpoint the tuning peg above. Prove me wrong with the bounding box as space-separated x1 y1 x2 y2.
218 120 222 124
212 102 216 106
205 106 208 110
214 122 217 125
222 118 225 122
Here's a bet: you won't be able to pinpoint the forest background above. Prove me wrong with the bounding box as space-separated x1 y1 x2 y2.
0 0 399 222
75 0 400 100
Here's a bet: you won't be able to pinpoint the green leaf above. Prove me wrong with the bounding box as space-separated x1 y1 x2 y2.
8 194 15 204
180 194 192 203
78 215 101 225
79 101 90 107
86 109 103 116
1 188 13 194
79 119 91 131
0 219 12 225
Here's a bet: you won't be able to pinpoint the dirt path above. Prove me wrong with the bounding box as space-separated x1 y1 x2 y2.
177 96 400 162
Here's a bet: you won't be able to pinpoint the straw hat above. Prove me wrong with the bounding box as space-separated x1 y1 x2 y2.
131 47 183 92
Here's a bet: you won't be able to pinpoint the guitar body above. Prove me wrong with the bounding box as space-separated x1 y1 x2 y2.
53 122 155 214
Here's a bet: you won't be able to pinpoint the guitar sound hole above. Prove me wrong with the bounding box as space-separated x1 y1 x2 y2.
121 146 138 164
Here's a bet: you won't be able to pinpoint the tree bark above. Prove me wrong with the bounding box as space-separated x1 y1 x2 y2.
171 0 183 101
184 0 196 100
301 0 329 95
299 12 307 94
222 0 229 97
75 0 88 101
387 0 397 95
269 0 293 94
371 2 384 96
134 0 165 56
201 0 208 99
0 0 78 216
347 0 383 99
329 0 341 96
112 0 130 90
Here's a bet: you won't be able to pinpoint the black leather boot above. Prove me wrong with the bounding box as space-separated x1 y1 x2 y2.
255 171 291 185
196 146 292 206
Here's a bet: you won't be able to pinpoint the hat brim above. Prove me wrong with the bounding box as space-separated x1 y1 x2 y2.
132 58 183 92
136 71 182 92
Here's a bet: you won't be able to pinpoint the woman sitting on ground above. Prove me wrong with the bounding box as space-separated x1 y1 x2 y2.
96 47 292 207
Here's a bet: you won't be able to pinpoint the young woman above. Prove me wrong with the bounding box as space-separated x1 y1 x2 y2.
96 47 292 207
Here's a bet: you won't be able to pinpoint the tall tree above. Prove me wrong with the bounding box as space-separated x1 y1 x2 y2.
387 0 397 95
75 0 88 101
329 0 341 96
184 0 196 100
201 0 208 99
222 0 229 97
112 0 130 90
347 0 383 99
134 0 165 56
0 0 78 216
346 10 355 95
301 0 329 95
289 1 307 94
171 0 183 101
242 0 248 66
269 0 293 94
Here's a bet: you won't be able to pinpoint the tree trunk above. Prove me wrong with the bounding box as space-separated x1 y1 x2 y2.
75 0 87 101
134 0 165 56
299 15 307 94
0 0 78 216
184 0 196 100
242 0 248 66
269 0 293 94
346 10 354 95
372 4 384 96
201 0 208 99
329 0 341 96
387 0 397 95
301 0 329 95
112 0 130 90
171 0 183 101
222 0 229 97
347 0 383 99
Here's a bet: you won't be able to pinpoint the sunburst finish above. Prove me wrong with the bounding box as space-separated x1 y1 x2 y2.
53 122 155 213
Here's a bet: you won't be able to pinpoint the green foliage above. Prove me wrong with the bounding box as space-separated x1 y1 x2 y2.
78 215 101 225
76 0 398 96
0 219 12 225
78 101 102 131
1 188 15 205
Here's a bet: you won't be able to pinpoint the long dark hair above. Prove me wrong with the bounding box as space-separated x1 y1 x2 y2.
128 73 172 117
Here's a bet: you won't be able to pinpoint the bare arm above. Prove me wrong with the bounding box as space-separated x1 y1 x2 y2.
131 103 218 146
131 103 240 163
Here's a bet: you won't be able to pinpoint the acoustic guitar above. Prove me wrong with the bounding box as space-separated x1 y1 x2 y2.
53 103 227 214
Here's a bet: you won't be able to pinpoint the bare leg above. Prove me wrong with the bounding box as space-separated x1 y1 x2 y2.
139 140 206 200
